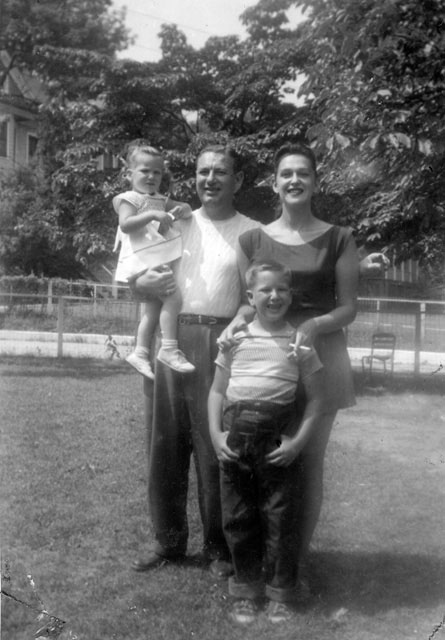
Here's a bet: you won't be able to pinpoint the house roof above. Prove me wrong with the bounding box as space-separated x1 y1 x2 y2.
0 51 46 105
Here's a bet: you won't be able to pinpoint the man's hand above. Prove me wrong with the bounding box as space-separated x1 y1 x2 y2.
133 264 176 298
359 253 390 278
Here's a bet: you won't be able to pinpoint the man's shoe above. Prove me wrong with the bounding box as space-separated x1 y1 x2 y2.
266 600 294 624
126 352 154 379
209 558 234 578
229 599 259 625
157 349 195 373
131 551 185 572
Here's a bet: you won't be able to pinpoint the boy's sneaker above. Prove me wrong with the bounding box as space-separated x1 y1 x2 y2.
157 348 195 373
126 352 154 379
229 599 259 625
266 600 294 624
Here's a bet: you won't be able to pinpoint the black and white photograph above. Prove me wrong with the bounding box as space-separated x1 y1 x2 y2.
1 1 444 638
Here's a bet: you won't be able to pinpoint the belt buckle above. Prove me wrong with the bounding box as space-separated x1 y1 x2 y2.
208 316 217 325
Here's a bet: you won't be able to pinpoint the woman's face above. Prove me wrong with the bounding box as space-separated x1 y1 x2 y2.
273 154 318 208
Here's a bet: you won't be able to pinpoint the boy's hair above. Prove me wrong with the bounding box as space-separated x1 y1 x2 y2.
197 144 243 174
273 143 318 177
245 261 292 289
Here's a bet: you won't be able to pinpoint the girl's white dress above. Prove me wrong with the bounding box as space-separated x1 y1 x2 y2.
113 191 182 283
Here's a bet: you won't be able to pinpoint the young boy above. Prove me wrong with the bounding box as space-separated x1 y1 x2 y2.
208 261 325 625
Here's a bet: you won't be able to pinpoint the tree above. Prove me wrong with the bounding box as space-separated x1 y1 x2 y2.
243 0 445 272
0 0 132 274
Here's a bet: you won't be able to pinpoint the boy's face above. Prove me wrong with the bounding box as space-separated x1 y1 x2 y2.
128 152 164 195
247 270 292 323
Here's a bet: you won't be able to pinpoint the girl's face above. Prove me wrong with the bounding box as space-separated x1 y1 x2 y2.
273 154 318 208
128 152 164 195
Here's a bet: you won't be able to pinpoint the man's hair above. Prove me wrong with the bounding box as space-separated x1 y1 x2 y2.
273 143 317 177
245 261 292 289
197 144 243 174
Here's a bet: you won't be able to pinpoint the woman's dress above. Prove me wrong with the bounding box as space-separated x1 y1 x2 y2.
239 225 356 410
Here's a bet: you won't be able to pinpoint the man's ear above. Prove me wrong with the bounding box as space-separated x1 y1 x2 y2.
234 171 244 194
246 289 255 308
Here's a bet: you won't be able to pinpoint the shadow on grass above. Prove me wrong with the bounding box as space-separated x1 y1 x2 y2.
0 356 136 379
311 550 445 613
353 371 445 396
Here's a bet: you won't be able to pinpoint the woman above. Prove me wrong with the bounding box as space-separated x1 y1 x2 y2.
222 142 360 594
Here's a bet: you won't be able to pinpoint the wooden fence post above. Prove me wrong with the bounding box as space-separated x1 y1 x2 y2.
57 296 65 358
413 302 425 377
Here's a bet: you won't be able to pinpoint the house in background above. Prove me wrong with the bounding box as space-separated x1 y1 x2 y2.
0 50 46 173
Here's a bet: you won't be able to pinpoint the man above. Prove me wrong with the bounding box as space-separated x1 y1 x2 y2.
132 144 259 576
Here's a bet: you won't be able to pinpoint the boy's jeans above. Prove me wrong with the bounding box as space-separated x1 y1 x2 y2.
220 400 301 603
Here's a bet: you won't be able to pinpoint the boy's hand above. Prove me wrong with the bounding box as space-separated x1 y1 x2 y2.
211 431 239 463
265 434 300 467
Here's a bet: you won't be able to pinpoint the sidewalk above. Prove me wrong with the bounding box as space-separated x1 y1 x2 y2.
1 330 444 376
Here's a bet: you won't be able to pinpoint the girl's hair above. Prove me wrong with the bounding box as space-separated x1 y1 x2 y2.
124 140 164 170
245 261 292 289
273 143 317 177
121 139 173 193
197 144 243 174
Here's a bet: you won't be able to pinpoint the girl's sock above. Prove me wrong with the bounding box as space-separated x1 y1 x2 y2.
160 339 178 352
134 346 150 359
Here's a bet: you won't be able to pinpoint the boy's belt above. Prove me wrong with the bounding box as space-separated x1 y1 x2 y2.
178 314 230 325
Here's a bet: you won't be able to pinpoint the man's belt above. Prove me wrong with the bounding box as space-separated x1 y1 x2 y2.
178 314 231 326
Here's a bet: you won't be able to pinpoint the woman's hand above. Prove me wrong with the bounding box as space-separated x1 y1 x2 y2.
289 318 318 354
217 315 249 351
265 434 300 467
359 252 390 278
211 431 239 463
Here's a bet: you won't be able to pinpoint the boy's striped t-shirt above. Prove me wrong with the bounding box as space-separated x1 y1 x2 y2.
215 323 322 405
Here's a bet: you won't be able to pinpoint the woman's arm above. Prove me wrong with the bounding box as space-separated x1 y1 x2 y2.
119 201 173 234
293 235 359 348
208 366 238 462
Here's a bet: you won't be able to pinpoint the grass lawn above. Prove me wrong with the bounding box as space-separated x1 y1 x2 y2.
1 357 444 640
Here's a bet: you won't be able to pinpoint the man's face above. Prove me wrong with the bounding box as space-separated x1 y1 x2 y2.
196 152 243 211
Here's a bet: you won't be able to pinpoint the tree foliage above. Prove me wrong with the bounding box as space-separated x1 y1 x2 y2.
2 0 444 279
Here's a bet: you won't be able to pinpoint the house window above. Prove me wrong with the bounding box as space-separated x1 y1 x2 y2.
0 120 8 157
27 134 38 161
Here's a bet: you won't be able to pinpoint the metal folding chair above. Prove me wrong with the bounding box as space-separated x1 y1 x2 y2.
361 332 396 378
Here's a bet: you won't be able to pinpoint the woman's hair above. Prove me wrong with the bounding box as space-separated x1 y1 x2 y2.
245 261 292 289
197 144 243 174
273 143 317 177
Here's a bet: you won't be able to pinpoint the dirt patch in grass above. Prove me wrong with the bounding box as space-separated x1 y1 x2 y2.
1 359 444 640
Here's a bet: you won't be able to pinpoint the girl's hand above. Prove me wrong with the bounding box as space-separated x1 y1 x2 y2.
211 431 239 463
168 204 192 220
153 210 174 235
217 316 249 351
265 434 300 467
